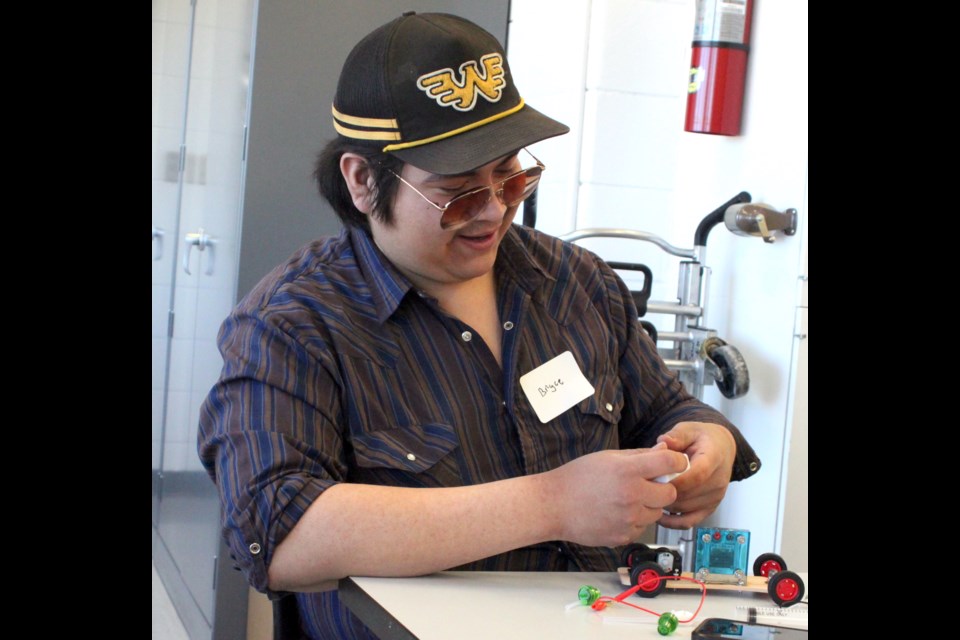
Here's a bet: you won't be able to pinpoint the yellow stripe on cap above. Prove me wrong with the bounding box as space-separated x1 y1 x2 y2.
382 99 525 152
332 121 402 141
332 104 401 141
332 105 398 129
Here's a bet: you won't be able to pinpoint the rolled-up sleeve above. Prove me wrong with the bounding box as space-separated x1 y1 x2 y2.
198 303 347 597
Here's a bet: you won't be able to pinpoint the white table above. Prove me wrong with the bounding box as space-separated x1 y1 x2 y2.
339 571 808 639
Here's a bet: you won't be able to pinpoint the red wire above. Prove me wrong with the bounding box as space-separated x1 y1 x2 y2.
590 574 707 623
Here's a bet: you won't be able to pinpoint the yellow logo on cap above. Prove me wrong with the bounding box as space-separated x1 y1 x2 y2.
417 53 506 112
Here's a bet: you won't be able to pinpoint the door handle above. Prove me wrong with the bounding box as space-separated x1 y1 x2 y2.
152 226 164 261
183 228 216 275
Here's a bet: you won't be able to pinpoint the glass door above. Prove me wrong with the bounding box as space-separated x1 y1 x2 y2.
152 0 255 637
152 0 195 529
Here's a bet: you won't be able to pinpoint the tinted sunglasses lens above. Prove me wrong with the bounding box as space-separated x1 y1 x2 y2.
440 188 491 229
502 167 542 205
439 166 544 229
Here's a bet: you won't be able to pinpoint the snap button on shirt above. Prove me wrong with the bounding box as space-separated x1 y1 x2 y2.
461 331 472 342
248 542 261 555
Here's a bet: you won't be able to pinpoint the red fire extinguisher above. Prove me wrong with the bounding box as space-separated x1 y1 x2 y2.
685 0 755 136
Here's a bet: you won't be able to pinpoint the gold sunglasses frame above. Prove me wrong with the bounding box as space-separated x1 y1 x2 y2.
387 149 545 229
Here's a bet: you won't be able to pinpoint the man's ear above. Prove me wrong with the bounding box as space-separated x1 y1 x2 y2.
340 153 378 214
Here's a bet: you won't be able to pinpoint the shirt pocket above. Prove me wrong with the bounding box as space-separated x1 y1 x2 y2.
350 422 463 486
572 372 624 452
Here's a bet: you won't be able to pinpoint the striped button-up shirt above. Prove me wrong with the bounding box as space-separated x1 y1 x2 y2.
198 223 760 639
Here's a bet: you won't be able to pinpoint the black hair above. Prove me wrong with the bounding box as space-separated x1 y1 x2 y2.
314 138 405 231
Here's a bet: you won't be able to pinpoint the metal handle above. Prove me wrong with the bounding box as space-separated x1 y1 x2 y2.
558 228 697 259
183 228 216 275
723 204 797 243
152 226 164 261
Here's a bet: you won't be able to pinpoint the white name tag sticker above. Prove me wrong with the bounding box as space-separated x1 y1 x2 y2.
519 351 595 423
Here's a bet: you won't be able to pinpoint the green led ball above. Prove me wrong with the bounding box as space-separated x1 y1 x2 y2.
657 611 679 635
577 585 601 605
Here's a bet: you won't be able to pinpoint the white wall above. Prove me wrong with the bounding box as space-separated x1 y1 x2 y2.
509 0 808 571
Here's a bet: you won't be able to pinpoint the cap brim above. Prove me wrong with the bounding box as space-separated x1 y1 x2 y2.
390 105 570 175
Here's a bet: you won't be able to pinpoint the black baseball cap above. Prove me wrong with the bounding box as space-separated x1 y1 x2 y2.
332 12 570 175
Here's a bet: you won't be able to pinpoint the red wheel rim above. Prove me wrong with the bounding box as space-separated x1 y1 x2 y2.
775 578 799 602
637 569 660 592
760 559 783 577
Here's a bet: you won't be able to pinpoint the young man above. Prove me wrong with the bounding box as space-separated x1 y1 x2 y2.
198 12 760 639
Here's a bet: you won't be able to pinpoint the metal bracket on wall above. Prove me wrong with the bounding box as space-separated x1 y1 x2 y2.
724 203 797 243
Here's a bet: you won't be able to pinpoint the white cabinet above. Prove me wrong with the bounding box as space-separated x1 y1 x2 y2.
152 1 256 637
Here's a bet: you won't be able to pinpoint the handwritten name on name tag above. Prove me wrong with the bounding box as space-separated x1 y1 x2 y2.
519 351 595 423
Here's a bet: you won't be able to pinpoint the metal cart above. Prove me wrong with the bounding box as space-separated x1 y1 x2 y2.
527 191 798 568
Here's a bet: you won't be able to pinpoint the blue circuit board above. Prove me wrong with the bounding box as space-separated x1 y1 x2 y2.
694 527 750 575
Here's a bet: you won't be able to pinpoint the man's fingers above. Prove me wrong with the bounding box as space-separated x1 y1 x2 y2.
657 507 713 530
624 448 689 480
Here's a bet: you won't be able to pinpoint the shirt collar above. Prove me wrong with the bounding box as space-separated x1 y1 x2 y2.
496 224 554 299
349 224 554 324
349 226 414 324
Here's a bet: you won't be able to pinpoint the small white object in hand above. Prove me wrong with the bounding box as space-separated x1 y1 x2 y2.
653 452 690 483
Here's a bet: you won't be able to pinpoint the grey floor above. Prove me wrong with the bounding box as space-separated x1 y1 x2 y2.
153 561 190 640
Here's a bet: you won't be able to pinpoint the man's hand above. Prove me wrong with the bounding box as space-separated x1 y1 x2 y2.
655 422 736 530
541 448 690 547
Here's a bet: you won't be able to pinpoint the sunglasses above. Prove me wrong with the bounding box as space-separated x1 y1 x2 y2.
387 149 545 230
